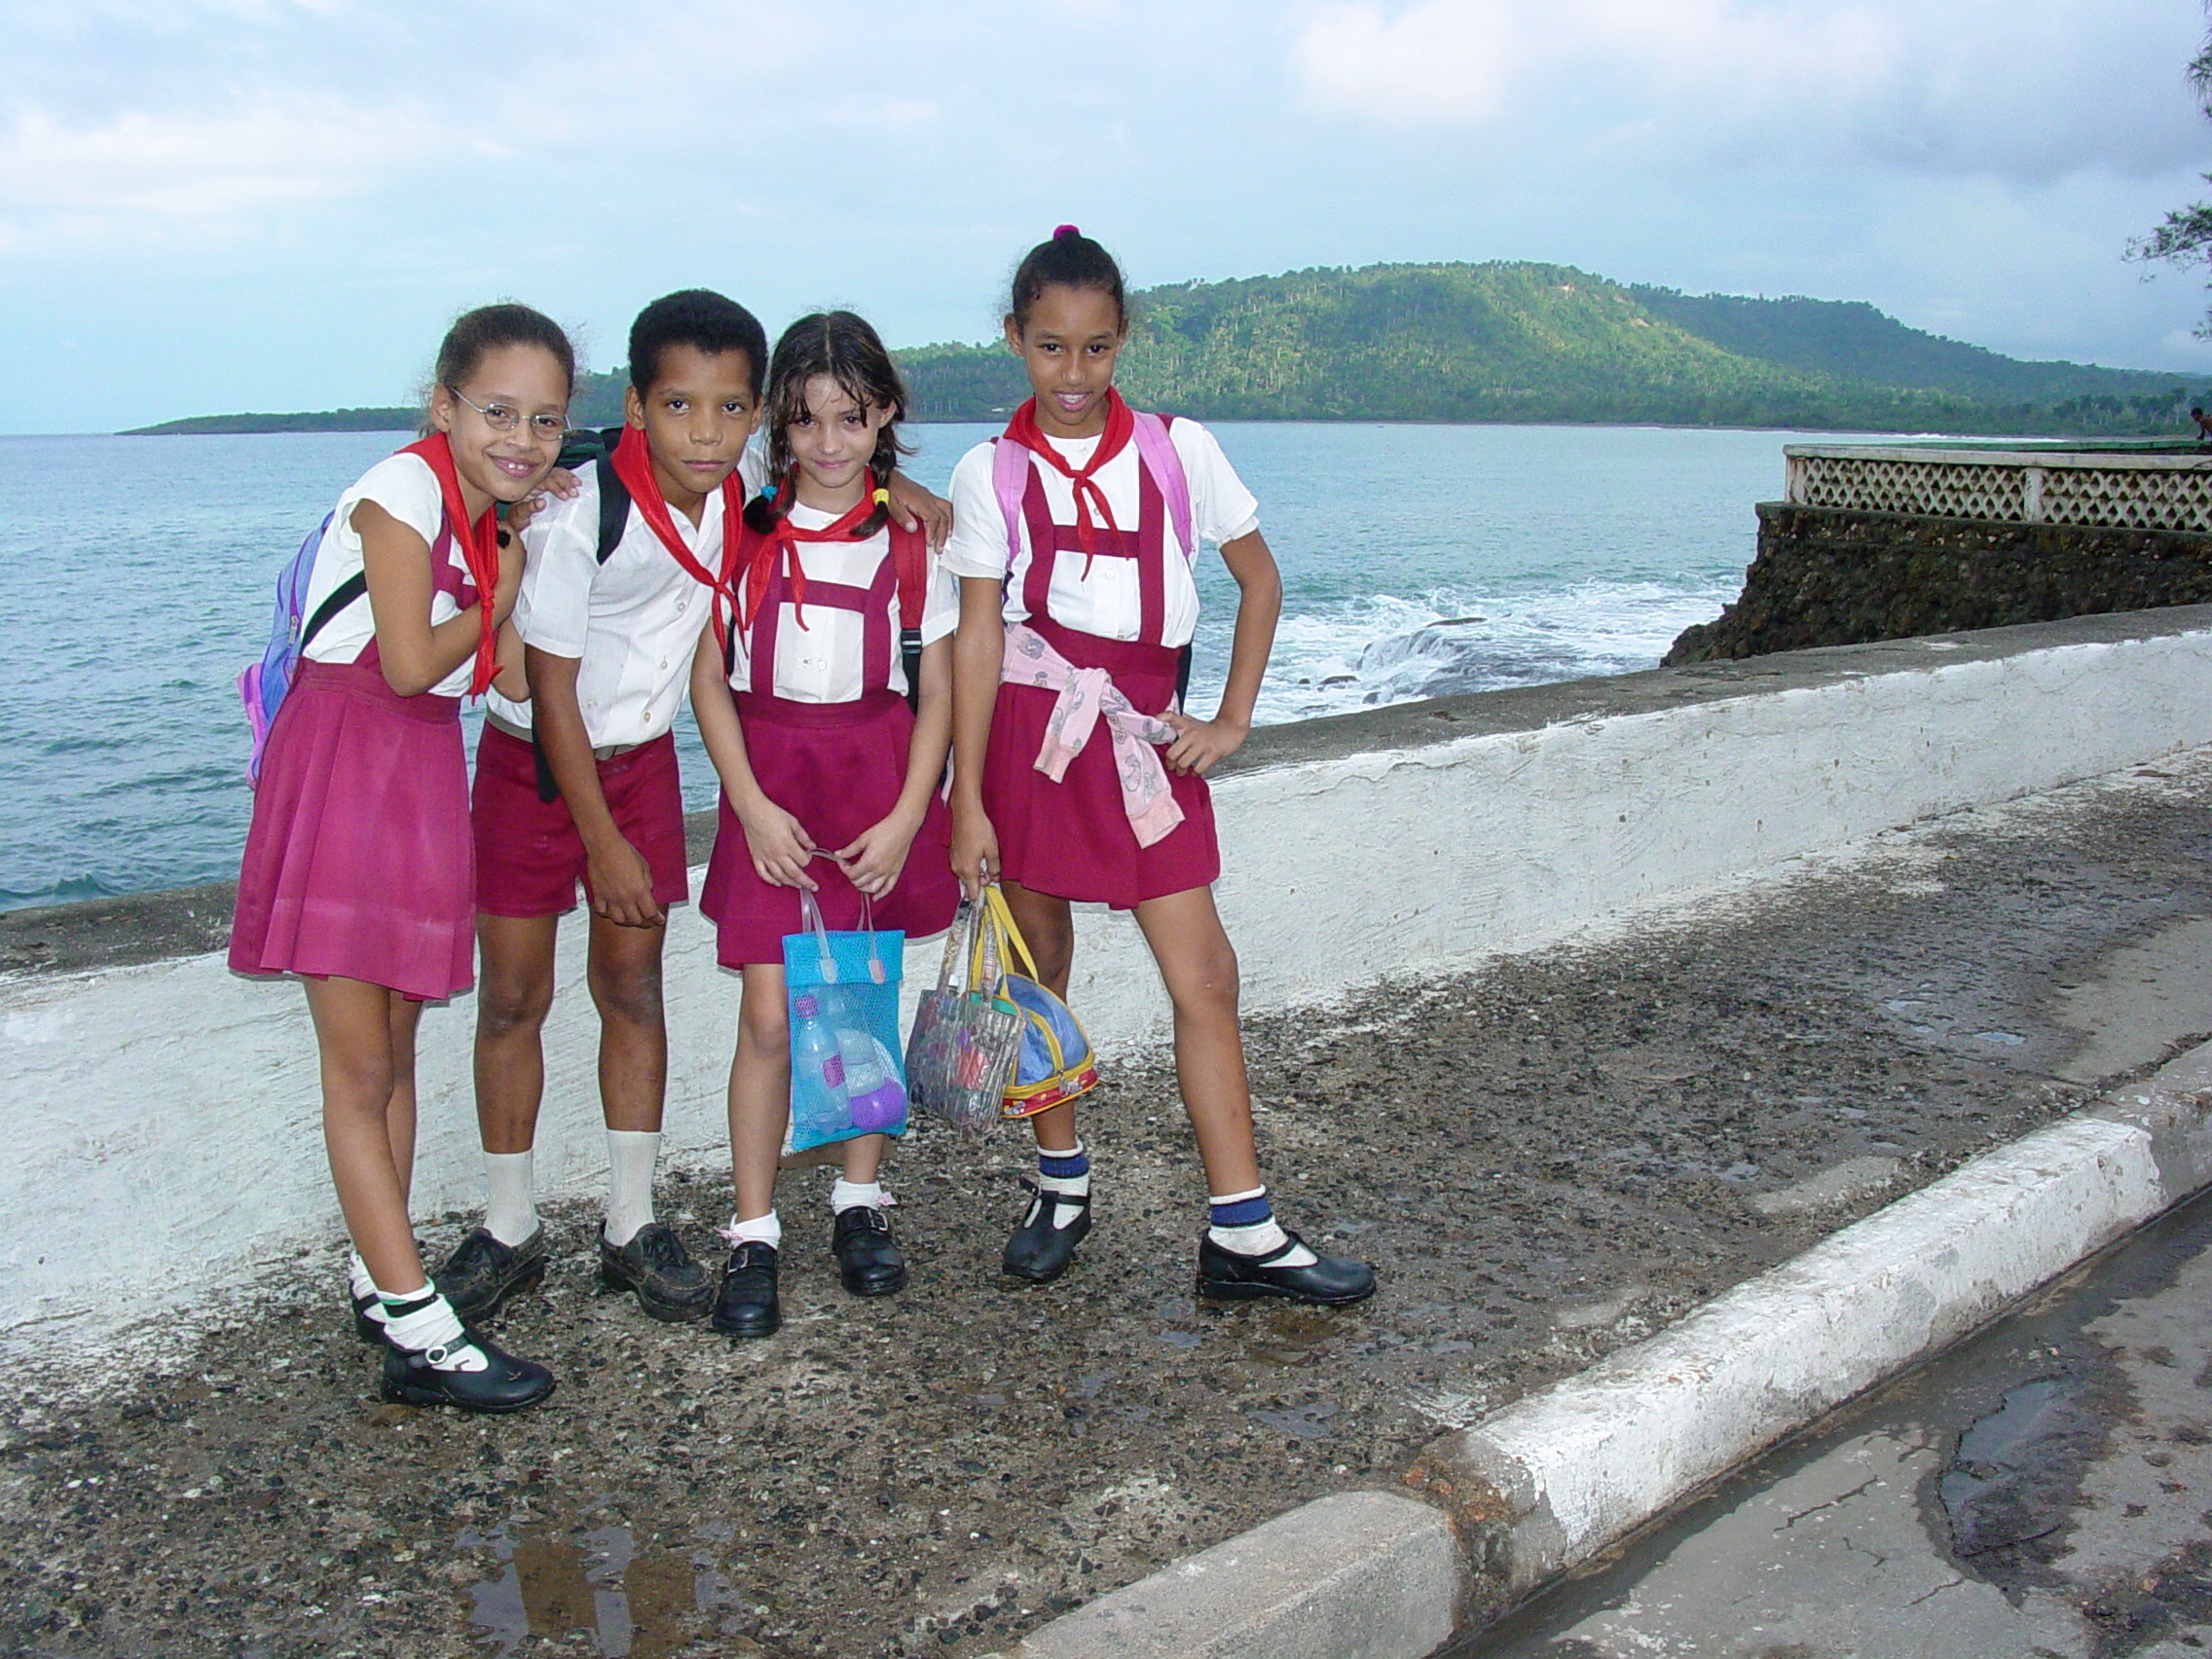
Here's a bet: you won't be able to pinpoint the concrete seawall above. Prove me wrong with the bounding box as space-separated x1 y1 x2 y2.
9 606 2212 1346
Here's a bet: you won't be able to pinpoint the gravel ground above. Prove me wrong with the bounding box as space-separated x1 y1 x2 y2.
8 757 2212 1659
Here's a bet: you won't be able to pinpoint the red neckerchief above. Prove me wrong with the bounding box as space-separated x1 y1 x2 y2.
610 424 747 654
737 471 881 634
1003 387 1134 576
397 432 500 696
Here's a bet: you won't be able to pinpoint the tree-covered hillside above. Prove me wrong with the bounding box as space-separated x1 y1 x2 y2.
127 262 2205 437
895 262 2197 435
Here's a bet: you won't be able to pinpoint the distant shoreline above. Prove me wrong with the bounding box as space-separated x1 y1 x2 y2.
120 408 420 436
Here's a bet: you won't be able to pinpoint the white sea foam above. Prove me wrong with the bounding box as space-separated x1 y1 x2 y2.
1189 579 1734 724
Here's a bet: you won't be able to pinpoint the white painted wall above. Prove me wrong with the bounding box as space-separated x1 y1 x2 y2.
9 624 2212 1346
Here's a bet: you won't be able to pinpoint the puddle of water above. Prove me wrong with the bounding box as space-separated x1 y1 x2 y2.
1941 1375 2092 1557
458 1520 736 1657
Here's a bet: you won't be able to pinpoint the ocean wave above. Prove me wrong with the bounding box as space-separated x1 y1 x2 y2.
1213 581 1735 723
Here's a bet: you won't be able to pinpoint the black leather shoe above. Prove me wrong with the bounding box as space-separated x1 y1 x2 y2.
1002 1182 1091 1284
831 1205 908 1297
433 1226 547 1323
711 1242 780 1338
379 1330 556 1413
1197 1231 1376 1306
598 1222 715 1323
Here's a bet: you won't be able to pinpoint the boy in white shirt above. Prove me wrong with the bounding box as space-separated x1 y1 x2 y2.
437 289 769 1324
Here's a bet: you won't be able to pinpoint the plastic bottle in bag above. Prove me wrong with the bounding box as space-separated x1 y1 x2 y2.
824 988 906 1133
790 991 851 1140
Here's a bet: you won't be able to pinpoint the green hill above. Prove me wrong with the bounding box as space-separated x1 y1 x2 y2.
125 262 2206 437
896 262 2199 435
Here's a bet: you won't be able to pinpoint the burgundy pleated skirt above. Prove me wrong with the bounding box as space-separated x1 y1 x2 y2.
700 689 960 969
982 619 1219 909
229 657 474 1001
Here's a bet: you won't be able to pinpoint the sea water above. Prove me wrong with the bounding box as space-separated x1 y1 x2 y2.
0 422 1877 912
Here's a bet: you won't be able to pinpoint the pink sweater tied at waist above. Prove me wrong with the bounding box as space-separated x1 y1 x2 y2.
1001 624 1186 848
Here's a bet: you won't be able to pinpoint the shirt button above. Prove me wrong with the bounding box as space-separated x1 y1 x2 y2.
659 658 669 669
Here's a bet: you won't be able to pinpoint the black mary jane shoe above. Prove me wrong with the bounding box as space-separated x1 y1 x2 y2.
1197 1231 1377 1307
350 1288 389 1347
598 1222 715 1323
1002 1182 1092 1284
379 1331 556 1414
432 1226 548 1324
710 1242 781 1338
830 1205 908 1297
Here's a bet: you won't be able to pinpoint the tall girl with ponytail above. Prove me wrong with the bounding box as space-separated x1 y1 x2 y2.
229 304 571 1411
691 310 961 1337
943 228 1375 1306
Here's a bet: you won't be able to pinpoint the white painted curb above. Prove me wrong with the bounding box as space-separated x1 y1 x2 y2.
996 1043 2212 1659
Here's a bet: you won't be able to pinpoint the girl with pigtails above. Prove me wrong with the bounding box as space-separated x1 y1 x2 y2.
691 310 962 1337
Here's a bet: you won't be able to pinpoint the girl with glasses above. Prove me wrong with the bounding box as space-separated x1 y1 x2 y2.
228 303 571 1411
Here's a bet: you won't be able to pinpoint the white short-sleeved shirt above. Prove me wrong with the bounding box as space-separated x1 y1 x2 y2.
302 452 483 699
940 417 1259 646
487 457 756 749
725 503 960 704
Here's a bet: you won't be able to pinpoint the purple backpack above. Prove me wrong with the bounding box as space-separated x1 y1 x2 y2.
237 512 361 785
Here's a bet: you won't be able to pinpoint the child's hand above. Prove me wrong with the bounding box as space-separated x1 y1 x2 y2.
1159 711 1248 777
885 472 953 551
948 804 999 900
587 835 667 929
503 466 579 536
834 811 921 898
738 799 819 890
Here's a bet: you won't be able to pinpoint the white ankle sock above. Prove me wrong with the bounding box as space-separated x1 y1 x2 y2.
483 1151 538 1246
1207 1186 1317 1267
379 1287 479 1365
830 1178 885 1213
604 1130 660 1247
346 1250 378 1302
726 1210 782 1249
1029 1141 1089 1230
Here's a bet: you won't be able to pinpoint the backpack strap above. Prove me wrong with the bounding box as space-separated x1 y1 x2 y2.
299 571 366 650
592 427 629 565
890 516 929 713
1128 412 1194 562
990 435 1029 569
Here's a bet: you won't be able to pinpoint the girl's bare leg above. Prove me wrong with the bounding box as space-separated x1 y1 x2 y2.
1129 886 1263 1197
728 965 792 1222
386 993 422 1208
305 975 426 1294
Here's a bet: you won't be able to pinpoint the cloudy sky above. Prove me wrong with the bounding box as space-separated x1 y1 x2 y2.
5 0 2208 433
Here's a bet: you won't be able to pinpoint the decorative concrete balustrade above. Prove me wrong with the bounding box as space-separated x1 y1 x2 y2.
1669 442 2212 664
1784 442 2212 535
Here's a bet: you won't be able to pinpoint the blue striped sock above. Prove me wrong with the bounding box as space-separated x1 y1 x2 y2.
1038 1145 1089 1182
1209 1191 1273 1229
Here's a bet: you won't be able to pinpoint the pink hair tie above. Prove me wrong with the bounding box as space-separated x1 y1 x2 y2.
1053 223 1080 239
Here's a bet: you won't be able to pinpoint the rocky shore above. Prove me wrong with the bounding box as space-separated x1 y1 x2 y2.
8 755 2212 1659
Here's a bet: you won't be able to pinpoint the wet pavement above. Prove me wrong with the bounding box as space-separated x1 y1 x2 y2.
1446 1177 2212 1659
10 755 2212 1658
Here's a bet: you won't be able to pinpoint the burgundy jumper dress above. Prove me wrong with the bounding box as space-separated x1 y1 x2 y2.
699 527 960 969
980 438 1221 909
229 518 478 1002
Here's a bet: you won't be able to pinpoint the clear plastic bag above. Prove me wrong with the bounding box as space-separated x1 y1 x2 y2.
903 897 1023 1142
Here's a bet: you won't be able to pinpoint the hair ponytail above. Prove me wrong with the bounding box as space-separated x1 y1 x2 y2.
1008 225 1128 332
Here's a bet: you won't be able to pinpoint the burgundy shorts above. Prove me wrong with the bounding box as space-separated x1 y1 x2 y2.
472 725 690 919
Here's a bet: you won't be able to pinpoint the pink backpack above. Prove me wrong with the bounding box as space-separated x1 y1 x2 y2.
989 410 1194 567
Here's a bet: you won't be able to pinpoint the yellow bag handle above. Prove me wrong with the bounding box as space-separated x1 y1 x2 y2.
978 884 1045 985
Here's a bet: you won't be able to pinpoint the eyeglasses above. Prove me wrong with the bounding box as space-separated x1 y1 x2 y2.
445 385 567 443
